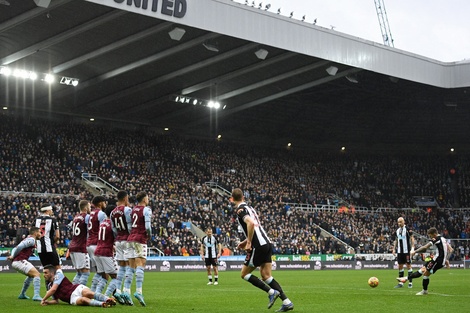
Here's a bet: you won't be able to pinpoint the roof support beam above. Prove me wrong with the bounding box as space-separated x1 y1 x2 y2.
52 22 172 73
217 60 330 101
1 10 126 65
83 41 257 109
184 67 363 129
227 67 363 114
180 52 294 96
0 0 73 33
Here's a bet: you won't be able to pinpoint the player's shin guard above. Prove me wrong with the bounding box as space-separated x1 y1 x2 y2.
264 276 287 300
423 276 430 291
135 266 145 294
90 273 101 292
244 274 270 292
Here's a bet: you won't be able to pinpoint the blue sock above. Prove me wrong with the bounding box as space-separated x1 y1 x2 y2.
90 273 101 292
90 299 103 307
95 276 108 294
79 272 90 286
116 266 127 293
135 266 145 294
124 267 135 292
33 277 41 297
21 277 33 295
72 272 82 284
94 292 107 302
105 278 119 297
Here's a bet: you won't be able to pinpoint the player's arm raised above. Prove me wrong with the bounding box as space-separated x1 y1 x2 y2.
412 242 432 256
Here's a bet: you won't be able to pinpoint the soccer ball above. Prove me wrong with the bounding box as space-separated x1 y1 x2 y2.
368 276 379 288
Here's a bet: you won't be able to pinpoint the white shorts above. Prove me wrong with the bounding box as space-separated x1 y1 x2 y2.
12 260 35 275
70 284 88 305
70 252 90 270
95 255 118 274
128 242 147 259
115 241 131 262
86 245 97 268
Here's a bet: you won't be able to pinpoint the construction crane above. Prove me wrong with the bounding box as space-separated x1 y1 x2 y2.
374 0 394 47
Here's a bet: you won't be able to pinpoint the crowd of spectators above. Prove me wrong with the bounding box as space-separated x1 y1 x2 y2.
0 114 469 261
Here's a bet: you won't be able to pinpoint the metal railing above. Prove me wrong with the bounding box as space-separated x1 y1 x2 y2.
81 173 119 195
0 190 79 199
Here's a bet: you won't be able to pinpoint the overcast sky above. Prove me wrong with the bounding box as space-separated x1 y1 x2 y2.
233 0 470 62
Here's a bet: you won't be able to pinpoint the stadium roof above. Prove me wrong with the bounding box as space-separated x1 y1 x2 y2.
1 0 470 152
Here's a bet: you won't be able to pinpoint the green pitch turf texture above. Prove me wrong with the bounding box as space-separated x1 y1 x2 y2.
1 269 469 313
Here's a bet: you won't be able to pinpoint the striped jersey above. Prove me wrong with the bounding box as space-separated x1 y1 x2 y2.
236 202 270 248
395 225 413 254
35 214 59 253
429 235 448 266
201 235 219 258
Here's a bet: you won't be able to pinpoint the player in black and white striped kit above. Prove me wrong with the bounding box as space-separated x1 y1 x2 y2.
397 227 453 295
392 217 415 288
231 188 294 312
35 205 61 268
200 228 221 285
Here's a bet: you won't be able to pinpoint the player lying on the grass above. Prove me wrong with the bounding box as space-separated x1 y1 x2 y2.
8 226 42 301
397 227 453 295
41 264 116 307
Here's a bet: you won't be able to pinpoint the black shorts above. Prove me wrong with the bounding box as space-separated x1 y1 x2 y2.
38 251 61 267
397 253 411 264
204 257 218 267
425 259 444 274
243 243 272 268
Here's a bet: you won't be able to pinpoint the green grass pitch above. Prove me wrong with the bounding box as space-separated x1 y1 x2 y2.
2 269 469 313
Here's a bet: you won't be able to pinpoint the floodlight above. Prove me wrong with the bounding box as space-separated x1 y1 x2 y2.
0 66 11 76
44 74 54 83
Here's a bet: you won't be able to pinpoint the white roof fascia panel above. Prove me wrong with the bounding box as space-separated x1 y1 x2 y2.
86 0 469 88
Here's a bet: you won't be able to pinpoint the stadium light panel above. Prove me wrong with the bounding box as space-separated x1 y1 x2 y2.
44 74 55 83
